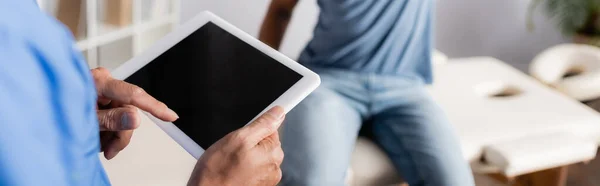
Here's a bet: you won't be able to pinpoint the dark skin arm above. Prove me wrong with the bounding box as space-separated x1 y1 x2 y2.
259 0 299 50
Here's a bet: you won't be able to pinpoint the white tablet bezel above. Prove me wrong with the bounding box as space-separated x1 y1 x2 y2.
111 11 320 159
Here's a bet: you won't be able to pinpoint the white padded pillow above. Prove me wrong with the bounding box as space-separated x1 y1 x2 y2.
530 44 600 101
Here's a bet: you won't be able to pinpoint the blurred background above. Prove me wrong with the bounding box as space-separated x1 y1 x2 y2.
179 0 567 72
37 0 180 70
38 0 600 186
38 0 568 72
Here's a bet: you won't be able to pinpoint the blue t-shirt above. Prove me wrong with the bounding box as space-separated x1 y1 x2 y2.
298 0 434 83
0 1 110 185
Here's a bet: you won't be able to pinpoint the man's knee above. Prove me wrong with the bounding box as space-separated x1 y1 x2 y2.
279 87 359 186
292 87 348 113
285 87 356 130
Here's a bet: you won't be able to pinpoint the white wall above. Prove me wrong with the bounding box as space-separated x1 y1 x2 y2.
435 0 567 71
182 0 567 71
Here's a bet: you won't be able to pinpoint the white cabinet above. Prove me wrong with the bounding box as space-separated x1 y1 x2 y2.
39 0 181 69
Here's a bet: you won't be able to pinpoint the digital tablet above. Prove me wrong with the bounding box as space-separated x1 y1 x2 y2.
111 11 320 159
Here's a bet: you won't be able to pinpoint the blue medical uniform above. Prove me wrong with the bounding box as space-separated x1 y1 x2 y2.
0 0 110 185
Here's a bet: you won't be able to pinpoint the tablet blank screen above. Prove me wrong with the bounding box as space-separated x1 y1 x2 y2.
125 22 303 150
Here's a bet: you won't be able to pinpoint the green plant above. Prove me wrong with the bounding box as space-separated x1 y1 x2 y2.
528 0 600 36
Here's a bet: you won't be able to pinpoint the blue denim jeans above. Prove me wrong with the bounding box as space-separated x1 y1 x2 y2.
279 68 474 186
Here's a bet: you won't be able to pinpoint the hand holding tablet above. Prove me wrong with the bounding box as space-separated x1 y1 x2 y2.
94 65 286 185
107 11 320 185
188 106 285 186
112 11 319 158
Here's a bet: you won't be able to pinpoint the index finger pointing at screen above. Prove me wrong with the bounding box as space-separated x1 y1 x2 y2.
100 78 179 122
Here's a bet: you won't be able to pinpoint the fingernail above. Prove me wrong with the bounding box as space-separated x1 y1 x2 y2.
121 113 132 130
167 108 179 119
266 106 284 120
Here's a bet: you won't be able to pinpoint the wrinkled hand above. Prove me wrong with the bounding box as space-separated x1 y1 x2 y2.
188 106 285 186
91 67 179 159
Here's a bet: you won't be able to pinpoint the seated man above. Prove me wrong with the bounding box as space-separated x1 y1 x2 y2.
259 0 474 185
